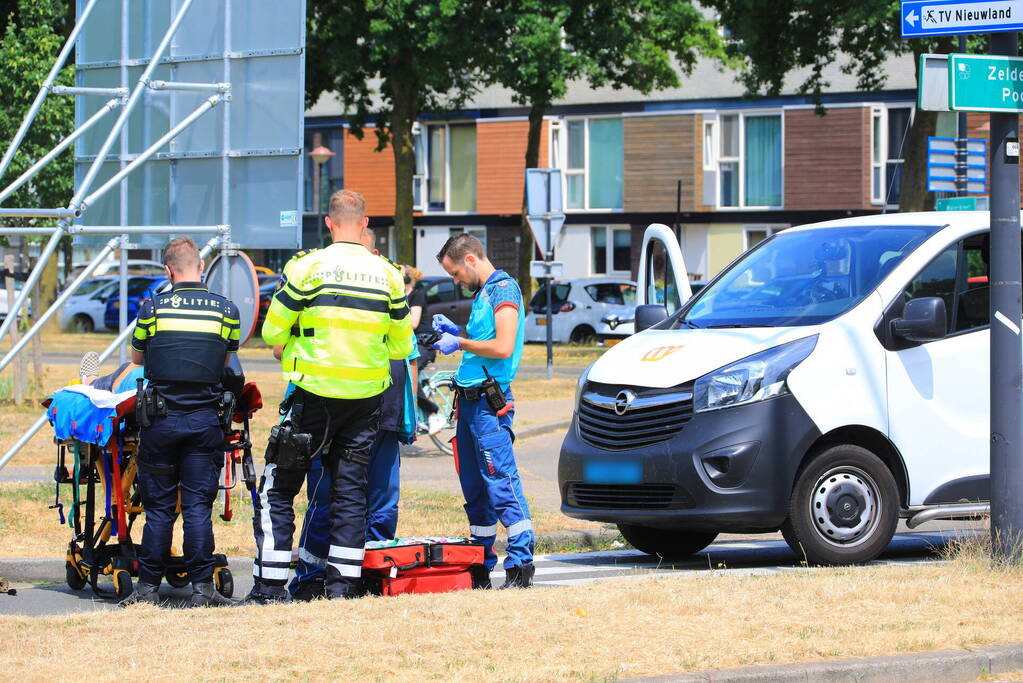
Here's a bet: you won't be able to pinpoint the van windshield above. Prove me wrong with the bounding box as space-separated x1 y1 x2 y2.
674 225 941 328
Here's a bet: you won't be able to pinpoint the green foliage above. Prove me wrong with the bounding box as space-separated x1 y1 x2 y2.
0 0 74 227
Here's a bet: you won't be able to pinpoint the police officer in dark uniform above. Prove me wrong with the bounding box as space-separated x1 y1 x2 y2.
121 237 241 607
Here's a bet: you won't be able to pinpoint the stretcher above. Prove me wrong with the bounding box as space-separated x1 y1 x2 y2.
44 381 262 601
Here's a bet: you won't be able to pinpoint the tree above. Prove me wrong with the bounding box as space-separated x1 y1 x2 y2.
306 1 496 265
703 0 958 212
0 0 74 329
487 1 726 292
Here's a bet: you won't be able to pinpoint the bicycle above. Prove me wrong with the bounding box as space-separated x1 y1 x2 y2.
413 332 457 455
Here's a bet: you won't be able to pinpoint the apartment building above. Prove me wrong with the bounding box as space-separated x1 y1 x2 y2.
299 55 920 283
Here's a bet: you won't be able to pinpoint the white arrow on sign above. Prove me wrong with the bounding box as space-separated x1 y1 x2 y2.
906 8 919 25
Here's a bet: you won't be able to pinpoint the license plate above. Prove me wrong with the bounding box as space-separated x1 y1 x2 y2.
584 461 642 484
536 317 547 325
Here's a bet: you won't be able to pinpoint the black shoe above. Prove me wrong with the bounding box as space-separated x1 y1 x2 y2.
499 563 535 589
326 578 366 600
119 581 160 607
189 582 237 607
242 586 288 605
291 578 327 602
470 565 492 590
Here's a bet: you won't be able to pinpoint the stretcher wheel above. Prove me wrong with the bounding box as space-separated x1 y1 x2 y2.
215 567 234 598
165 569 190 589
113 569 133 601
65 561 86 590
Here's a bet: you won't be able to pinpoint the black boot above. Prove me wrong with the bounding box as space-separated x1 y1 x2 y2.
189 582 237 607
470 565 492 590
119 581 161 607
291 577 327 602
242 581 289 605
326 578 365 600
499 563 535 589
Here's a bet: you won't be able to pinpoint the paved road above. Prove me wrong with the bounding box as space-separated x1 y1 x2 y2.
0 531 967 617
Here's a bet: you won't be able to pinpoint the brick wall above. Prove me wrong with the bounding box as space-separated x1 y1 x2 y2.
343 128 396 217
477 120 549 215
784 107 871 210
623 115 699 212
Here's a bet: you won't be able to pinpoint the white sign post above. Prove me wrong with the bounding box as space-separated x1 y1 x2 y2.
525 168 565 378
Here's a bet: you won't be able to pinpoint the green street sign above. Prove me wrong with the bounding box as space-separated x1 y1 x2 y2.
950 53 1023 112
936 196 990 211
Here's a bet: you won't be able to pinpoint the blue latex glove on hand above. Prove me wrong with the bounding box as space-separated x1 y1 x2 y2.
433 332 461 355
432 314 461 336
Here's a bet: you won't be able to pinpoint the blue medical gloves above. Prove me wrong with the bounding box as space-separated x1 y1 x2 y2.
433 332 461 355
432 314 461 336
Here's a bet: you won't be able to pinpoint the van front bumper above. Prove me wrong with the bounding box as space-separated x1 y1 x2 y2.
558 393 821 533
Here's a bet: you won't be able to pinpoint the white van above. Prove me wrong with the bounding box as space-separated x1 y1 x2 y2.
559 214 994 565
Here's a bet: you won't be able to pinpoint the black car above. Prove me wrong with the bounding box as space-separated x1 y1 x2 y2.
412 276 474 333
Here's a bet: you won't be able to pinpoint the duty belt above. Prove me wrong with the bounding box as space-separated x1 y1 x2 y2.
454 384 485 401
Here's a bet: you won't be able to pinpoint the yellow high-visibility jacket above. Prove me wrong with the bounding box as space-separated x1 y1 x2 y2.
262 241 413 399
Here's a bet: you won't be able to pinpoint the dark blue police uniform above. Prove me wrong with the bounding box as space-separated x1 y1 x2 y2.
131 281 240 587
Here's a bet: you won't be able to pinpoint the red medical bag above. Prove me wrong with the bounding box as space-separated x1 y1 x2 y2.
362 537 486 596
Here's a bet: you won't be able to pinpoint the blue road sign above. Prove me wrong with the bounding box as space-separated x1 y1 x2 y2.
927 136 988 193
902 0 1023 37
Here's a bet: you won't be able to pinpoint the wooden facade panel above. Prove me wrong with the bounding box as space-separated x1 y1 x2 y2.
624 115 698 213
784 107 870 210
476 120 549 215
343 128 395 217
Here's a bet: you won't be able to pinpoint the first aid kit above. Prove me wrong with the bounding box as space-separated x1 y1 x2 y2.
362 537 486 596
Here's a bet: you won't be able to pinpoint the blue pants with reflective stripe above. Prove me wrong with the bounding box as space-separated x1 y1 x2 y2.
290 430 400 593
455 391 533 570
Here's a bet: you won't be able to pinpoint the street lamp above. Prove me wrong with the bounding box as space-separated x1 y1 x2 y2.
308 134 335 217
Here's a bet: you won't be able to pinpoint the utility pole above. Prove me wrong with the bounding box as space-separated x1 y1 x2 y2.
988 31 1023 562
956 35 968 198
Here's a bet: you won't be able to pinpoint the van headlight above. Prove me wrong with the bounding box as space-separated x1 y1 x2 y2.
693 336 818 413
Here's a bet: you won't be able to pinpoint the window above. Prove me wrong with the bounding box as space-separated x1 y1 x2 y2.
871 106 912 207
645 239 683 316
703 121 716 170
529 283 571 312
414 123 477 212
448 226 487 251
560 117 623 210
956 234 990 332
590 227 631 275
715 112 782 208
585 283 637 306
904 245 958 331
425 280 456 304
744 225 785 251
303 127 343 214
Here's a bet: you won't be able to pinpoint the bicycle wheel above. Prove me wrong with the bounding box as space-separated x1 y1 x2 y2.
425 378 457 456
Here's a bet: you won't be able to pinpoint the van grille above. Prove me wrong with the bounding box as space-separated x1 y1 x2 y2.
565 483 690 510
577 382 694 450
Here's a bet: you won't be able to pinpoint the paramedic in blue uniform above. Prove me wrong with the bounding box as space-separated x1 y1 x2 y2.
123 237 240 607
432 233 534 588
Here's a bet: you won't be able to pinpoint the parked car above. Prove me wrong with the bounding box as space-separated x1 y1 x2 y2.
600 282 707 336
59 276 119 332
524 278 637 344
103 276 167 330
412 276 474 333
561 214 997 566
66 259 164 285
256 275 281 330
0 278 32 322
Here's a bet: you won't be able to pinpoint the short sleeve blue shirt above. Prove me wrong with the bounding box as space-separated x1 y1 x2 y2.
455 270 525 388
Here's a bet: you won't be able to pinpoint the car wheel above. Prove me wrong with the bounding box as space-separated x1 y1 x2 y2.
569 325 596 344
617 523 717 559
781 444 899 566
72 314 94 333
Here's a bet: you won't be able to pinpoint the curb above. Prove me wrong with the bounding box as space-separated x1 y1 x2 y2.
0 528 619 583
625 643 1023 682
515 418 571 441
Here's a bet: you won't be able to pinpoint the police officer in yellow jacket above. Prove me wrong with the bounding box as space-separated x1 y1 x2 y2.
123 237 240 608
247 190 413 602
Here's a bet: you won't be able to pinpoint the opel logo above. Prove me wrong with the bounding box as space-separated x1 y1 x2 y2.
614 390 636 416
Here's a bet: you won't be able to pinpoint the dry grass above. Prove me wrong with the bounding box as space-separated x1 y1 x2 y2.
3 559 1023 680
510 378 577 402
0 480 592 559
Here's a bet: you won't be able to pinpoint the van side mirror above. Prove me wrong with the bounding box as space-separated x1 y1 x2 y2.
892 297 947 343
635 304 668 333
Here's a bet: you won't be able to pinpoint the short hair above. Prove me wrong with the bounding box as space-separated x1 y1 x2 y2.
163 237 200 272
437 233 485 263
328 189 366 225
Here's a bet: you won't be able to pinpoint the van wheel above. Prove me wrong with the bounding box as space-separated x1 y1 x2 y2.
617 523 717 559
782 445 898 566
570 325 595 344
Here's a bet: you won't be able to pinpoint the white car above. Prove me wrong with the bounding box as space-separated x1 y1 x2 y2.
58 276 119 332
561 216 997 566
524 277 637 344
